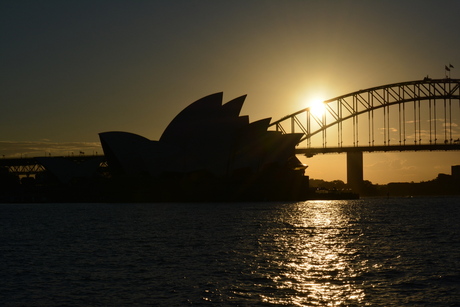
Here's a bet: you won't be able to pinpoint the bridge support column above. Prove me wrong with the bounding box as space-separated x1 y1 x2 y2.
347 151 364 194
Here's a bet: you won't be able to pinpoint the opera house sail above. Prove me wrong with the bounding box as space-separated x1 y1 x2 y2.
99 93 309 201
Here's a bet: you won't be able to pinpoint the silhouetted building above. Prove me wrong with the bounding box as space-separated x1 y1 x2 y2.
99 93 309 201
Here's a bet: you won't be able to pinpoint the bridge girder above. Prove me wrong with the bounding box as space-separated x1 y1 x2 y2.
0 156 107 177
296 144 460 157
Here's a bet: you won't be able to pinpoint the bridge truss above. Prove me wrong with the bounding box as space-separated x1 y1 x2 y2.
0 156 107 177
270 79 460 152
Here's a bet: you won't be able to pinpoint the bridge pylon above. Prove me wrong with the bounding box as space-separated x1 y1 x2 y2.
346 151 364 194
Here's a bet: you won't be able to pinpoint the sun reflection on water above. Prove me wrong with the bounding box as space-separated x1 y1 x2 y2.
257 200 365 306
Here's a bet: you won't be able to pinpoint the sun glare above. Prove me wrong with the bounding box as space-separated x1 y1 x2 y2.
309 97 326 118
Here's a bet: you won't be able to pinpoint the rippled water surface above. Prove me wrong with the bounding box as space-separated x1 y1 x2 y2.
1 198 459 306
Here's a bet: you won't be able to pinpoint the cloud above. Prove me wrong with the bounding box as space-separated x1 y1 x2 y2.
378 127 398 132
0 141 102 158
366 158 416 172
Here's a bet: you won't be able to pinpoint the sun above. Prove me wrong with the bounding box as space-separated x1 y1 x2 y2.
309 97 326 118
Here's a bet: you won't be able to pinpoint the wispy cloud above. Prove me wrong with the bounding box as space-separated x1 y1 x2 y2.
0 141 102 158
377 127 398 133
367 158 416 172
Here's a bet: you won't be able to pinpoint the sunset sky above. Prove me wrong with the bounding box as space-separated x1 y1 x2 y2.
1 0 459 184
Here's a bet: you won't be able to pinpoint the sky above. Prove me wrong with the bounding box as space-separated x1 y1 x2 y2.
1 0 459 184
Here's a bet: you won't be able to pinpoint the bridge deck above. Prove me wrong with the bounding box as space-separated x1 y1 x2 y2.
0 156 107 176
296 144 460 156
0 155 106 167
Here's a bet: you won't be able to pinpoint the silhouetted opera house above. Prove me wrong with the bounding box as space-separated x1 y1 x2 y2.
99 93 309 201
0 93 310 202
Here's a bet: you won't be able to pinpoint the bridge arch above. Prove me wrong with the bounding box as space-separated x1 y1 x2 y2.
270 79 460 149
270 78 460 193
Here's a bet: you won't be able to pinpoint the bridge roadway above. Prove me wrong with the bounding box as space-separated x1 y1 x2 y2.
0 156 106 176
296 143 460 156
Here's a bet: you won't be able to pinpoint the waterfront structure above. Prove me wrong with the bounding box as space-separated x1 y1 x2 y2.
2 79 459 201
99 92 308 201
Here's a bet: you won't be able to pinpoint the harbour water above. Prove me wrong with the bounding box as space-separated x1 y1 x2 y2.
1 197 459 306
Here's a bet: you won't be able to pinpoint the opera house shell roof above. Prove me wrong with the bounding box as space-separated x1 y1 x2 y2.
99 93 307 201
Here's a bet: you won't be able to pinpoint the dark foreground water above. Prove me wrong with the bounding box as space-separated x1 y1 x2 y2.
1 198 459 306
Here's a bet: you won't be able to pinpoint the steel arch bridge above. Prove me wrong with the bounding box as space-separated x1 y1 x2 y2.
269 78 460 190
270 78 460 155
